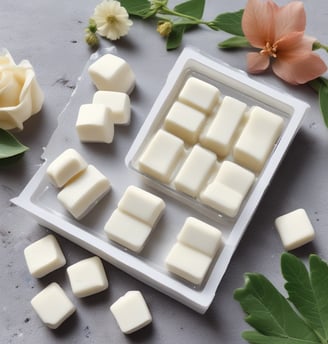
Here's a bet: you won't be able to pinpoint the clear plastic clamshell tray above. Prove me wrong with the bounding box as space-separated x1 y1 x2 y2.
13 47 309 313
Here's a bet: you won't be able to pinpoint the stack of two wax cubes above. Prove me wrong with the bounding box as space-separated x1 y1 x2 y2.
76 53 135 144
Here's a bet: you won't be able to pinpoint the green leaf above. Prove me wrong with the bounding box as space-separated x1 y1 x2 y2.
166 25 185 50
211 9 244 35
218 35 250 49
319 81 328 127
282 253 328 342
119 0 154 18
234 273 320 343
0 129 28 160
174 0 205 19
242 330 319 344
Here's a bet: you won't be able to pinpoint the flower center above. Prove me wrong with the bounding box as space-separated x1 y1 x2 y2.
260 42 278 58
106 15 117 25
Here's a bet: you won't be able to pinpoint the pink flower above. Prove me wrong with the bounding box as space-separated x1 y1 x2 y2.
242 0 327 84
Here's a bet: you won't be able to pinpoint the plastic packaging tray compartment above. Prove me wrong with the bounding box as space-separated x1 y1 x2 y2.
12 47 309 314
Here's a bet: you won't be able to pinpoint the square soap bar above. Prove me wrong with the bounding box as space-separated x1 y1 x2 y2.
46 148 87 188
67 256 108 298
76 103 114 143
178 77 220 114
138 129 184 183
88 53 135 94
31 282 76 329
164 101 206 144
57 165 111 220
118 185 165 226
110 291 152 334
104 209 152 252
165 243 212 285
233 106 284 172
24 234 66 278
200 96 246 157
92 91 131 125
275 208 315 250
177 217 222 258
174 145 217 198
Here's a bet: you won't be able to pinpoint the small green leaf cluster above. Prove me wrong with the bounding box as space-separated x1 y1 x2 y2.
0 129 28 164
119 0 245 50
234 253 328 344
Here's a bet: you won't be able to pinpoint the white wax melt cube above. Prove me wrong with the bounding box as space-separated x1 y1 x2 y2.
118 185 165 226
31 282 76 329
214 161 255 197
76 103 114 143
178 77 220 114
57 165 111 219
164 101 206 144
165 243 212 285
166 217 223 285
67 256 108 298
92 91 131 125
200 96 247 157
177 217 222 258
200 161 255 217
174 145 217 198
110 291 152 334
46 148 87 188
275 208 315 251
104 209 152 252
24 234 66 278
138 129 184 183
88 53 135 94
233 106 284 172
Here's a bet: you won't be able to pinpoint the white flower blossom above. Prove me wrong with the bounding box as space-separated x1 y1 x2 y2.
93 0 133 41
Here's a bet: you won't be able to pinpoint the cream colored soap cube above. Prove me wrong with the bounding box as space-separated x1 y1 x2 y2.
275 208 315 250
178 77 220 114
88 53 135 94
46 148 87 188
214 161 255 197
174 145 217 198
67 256 108 298
57 165 111 219
200 182 243 217
165 243 212 285
200 96 246 157
164 101 206 144
177 217 222 258
118 185 165 226
110 291 152 334
76 103 114 143
233 106 284 172
31 282 76 329
24 234 66 278
104 209 152 252
92 91 131 125
138 129 184 183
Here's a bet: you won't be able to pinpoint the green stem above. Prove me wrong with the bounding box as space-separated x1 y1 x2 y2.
159 6 208 25
313 41 328 53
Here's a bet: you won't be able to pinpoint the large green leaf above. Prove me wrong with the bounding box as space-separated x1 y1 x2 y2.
319 80 328 127
211 9 244 35
119 0 154 18
218 35 250 49
166 25 185 50
174 0 205 19
234 273 319 343
282 253 328 342
242 331 319 344
0 129 28 160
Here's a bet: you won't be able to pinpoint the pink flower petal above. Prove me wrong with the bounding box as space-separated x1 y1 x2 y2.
273 1 306 42
246 52 270 74
242 0 277 48
272 53 327 84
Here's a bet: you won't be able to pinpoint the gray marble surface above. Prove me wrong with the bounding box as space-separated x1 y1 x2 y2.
1 1 328 343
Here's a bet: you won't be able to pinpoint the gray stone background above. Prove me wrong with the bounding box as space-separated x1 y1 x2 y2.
1 1 328 343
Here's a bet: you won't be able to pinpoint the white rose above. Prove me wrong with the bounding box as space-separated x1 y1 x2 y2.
0 48 44 130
